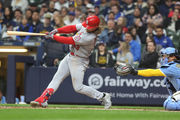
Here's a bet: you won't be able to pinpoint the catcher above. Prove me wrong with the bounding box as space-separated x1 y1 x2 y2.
114 47 180 110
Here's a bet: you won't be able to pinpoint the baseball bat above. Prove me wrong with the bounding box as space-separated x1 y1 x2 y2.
7 31 46 36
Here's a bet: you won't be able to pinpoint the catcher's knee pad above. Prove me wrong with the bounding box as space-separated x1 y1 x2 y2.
163 96 180 110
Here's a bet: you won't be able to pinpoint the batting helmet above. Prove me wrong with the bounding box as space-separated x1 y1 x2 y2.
85 15 100 30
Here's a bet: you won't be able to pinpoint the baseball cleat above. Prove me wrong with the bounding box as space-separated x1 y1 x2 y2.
30 101 48 108
30 97 48 108
100 93 112 109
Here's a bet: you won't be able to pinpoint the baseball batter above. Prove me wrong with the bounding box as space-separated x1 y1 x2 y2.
30 15 112 109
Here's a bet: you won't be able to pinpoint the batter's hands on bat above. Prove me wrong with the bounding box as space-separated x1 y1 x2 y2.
45 29 58 39
45 32 54 39
49 29 58 35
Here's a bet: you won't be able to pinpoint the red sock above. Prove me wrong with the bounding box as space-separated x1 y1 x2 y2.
40 88 54 100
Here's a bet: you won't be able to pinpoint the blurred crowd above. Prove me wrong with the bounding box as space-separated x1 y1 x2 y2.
0 0 180 69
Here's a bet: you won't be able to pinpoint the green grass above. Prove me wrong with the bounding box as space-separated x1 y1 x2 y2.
0 104 179 120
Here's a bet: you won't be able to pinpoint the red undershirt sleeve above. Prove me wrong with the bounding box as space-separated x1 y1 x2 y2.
53 35 75 45
57 25 77 33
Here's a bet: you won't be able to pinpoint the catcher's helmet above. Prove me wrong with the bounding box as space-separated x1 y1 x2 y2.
165 47 180 60
85 15 100 29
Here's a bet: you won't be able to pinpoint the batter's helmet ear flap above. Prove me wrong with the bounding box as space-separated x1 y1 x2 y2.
86 15 100 29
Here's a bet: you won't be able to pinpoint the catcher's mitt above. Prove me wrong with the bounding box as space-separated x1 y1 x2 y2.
114 63 135 76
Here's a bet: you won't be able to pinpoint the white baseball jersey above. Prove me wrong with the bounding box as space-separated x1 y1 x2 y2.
47 22 104 102
70 23 96 58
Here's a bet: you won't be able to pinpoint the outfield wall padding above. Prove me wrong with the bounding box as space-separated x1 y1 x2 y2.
25 66 167 106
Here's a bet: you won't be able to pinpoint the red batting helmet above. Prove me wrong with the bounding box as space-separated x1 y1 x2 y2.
85 15 100 29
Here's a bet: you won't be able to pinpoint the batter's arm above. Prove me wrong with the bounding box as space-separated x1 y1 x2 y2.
53 36 75 45
57 25 77 34
137 69 166 77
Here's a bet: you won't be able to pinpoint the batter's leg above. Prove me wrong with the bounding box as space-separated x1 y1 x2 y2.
47 55 70 91
68 56 111 109
30 55 70 107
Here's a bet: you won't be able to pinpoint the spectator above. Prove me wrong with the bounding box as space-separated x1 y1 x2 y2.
154 26 174 48
109 0 120 7
42 41 68 67
168 1 180 19
53 15 64 29
84 0 93 9
98 0 109 16
30 10 43 33
124 32 141 63
115 41 134 66
13 9 23 29
142 4 163 27
166 8 180 32
128 7 142 27
133 17 146 43
75 7 82 22
11 0 28 12
159 0 174 18
75 0 86 14
52 10 61 23
28 3 39 12
116 16 128 34
1 23 16 41
134 0 148 16
139 41 159 68
89 42 115 68
48 1 57 14
60 7 68 21
110 5 124 21
147 0 156 6
105 11 115 22
94 5 101 17
87 7 96 16
25 9 33 23
39 13 54 34
133 7 142 19
123 0 135 26
111 32 141 65
64 12 79 25
68 2 75 13
79 13 87 23
112 17 128 44
141 35 162 62
98 16 107 35
98 19 117 48
16 16 33 41
39 3 49 23
3 7 15 26
129 26 141 45
54 0 69 11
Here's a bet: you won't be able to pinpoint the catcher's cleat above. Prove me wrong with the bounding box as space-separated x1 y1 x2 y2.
100 93 112 109
30 97 48 108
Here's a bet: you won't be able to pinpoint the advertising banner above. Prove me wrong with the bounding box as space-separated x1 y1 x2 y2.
84 68 168 105
25 67 168 106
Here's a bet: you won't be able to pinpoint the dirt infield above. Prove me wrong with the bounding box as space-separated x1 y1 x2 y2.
0 105 177 112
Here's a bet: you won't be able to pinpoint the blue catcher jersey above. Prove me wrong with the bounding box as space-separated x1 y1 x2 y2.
160 61 180 91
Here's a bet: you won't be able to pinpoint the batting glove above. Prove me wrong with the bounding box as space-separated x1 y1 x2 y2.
49 29 58 35
45 32 54 39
